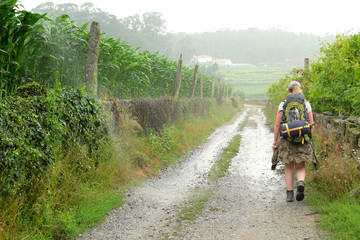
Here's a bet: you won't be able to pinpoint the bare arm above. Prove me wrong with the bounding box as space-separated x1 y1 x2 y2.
308 111 315 134
273 110 282 149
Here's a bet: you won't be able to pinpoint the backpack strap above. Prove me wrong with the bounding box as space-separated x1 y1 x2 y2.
280 100 287 123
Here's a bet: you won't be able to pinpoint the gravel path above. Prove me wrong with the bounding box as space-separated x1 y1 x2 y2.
80 104 324 240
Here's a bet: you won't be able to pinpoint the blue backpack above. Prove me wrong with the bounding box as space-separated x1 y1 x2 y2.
280 93 311 144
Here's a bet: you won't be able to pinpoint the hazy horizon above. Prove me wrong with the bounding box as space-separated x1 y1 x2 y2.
19 0 360 36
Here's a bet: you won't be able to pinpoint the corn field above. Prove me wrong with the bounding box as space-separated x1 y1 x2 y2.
1 0 215 99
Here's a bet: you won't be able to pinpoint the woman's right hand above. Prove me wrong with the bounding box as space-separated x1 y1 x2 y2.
272 141 277 151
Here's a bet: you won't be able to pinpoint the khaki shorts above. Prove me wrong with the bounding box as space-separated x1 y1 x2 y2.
277 138 316 164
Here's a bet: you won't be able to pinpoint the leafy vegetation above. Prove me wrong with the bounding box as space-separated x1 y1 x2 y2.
308 34 360 116
0 82 106 196
0 0 45 97
267 33 360 116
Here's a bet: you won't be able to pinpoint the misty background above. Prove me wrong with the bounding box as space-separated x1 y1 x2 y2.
30 2 335 69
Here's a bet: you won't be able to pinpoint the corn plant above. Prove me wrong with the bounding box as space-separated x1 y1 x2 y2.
0 0 45 97
2 0 217 99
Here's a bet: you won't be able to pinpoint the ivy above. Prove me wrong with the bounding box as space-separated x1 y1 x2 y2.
0 82 107 195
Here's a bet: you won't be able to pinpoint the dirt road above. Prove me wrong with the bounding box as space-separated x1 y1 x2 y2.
80 104 324 240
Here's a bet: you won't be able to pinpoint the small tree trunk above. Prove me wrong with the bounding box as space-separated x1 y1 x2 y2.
85 22 100 95
190 64 199 98
173 55 183 98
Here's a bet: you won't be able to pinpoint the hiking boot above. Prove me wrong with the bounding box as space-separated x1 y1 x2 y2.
296 180 305 201
286 190 294 202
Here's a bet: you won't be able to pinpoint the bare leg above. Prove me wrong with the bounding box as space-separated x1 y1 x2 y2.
295 161 306 182
284 162 295 190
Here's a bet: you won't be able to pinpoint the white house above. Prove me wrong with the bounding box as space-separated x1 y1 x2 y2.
193 55 213 63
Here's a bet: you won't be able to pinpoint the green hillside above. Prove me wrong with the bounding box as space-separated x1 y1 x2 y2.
219 65 288 100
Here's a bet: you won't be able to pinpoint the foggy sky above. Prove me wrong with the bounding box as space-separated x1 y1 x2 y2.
19 0 360 36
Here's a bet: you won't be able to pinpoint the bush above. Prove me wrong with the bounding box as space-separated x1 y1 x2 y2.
308 34 360 116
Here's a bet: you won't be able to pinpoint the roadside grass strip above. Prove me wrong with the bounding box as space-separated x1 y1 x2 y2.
208 134 242 183
177 189 214 222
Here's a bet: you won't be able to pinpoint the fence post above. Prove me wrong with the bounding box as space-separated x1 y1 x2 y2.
85 21 100 95
304 58 310 71
173 55 183 98
200 76 203 99
190 64 199 98
211 77 215 98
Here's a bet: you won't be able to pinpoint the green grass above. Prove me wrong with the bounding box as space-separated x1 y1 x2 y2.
306 187 360 240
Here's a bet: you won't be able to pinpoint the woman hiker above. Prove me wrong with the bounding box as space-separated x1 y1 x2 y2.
272 80 315 202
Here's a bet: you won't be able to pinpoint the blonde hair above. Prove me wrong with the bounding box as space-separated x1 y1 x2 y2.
289 85 302 94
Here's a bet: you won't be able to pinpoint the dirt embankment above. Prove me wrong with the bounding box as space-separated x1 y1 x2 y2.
80 104 324 240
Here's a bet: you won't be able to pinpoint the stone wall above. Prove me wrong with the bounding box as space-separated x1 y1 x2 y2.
314 112 360 162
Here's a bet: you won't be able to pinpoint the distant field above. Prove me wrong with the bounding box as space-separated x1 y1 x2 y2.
219 65 289 100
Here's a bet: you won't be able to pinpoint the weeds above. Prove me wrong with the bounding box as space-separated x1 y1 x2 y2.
307 126 360 199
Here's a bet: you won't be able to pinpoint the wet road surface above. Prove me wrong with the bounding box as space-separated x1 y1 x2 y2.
80 104 323 240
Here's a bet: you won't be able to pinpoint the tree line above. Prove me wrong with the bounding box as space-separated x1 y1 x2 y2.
31 2 335 65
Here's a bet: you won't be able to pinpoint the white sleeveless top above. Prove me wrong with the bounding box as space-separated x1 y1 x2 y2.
278 100 312 112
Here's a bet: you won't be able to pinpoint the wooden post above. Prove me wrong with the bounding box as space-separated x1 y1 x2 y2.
190 64 199 98
200 76 203 99
85 21 100 95
304 58 310 71
217 78 220 97
226 85 229 97
173 55 183 98
211 77 215 98
222 84 225 97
